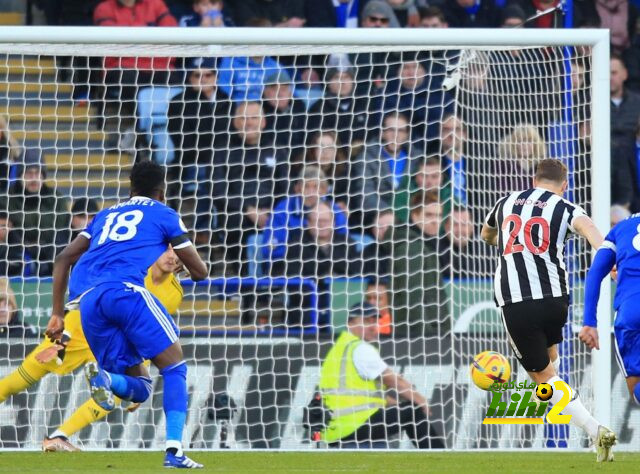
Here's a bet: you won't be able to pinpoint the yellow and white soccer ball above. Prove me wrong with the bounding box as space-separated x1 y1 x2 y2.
470 350 511 390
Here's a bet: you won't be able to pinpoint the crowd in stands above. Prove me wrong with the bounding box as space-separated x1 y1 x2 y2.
4 0 640 336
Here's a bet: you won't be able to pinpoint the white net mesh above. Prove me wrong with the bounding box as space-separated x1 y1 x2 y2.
0 35 625 451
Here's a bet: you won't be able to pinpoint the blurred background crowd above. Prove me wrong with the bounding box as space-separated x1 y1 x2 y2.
0 0 638 336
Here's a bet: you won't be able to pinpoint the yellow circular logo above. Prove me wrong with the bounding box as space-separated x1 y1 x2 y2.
535 383 554 401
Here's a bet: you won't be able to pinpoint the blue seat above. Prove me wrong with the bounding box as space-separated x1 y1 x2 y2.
136 86 184 165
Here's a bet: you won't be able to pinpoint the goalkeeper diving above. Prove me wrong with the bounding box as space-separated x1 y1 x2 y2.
0 247 184 452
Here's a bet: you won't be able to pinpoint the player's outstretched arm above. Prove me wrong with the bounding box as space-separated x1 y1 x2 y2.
45 236 90 341
580 246 616 350
573 215 604 250
174 245 208 281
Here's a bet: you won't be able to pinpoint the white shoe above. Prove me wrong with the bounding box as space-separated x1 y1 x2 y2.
595 425 616 462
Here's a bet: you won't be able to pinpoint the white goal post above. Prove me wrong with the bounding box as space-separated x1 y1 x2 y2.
0 26 613 450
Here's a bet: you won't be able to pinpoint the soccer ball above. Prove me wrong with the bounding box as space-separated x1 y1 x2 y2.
535 383 554 401
470 351 511 390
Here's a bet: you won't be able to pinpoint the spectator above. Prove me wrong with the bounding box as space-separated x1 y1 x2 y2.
262 70 308 150
352 2 400 98
514 0 599 28
623 20 640 91
227 0 305 27
501 3 526 27
217 35 287 102
440 114 469 206
395 155 452 224
262 166 348 263
440 208 493 278
0 212 22 277
611 135 635 210
319 302 443 448
365 279 392 336
0 278 38 338
594 0 638 53
0 115 21 196
178 0 231 27
611 204 631 227
351 112 421 227
497 123 547 192
384 56 444 145
281 201 365 328
309 67 370 147
440 0 502 28
418 5 448 27
371 211 449 338
212 102 288 270
167 57 232 199
304 0 362 27
55 198 100 254
303 131 352 211
386 0 420 27
93 0 178 132
611 55 640 147
4 151 69 276
360 0 400 27
408 190 442 254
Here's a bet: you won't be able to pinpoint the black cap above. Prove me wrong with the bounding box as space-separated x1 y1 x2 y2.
348 302 379 320
71 198 99 215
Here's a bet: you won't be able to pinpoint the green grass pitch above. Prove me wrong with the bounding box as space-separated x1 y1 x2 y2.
0 452 639 473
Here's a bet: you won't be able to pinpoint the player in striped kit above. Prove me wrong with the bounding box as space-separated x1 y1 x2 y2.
481 159 616 461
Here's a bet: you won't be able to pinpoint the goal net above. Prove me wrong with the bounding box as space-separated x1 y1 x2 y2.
0 27 621 451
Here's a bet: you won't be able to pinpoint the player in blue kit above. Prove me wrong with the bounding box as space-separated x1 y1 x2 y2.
581 212 640 408
45 161 208 469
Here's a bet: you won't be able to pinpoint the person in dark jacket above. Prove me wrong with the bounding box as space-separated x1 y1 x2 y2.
55 198 100 255
303 0 363 27
212 101 288 270
308 67 371 147
369 211 449 338
0 212 22 277
0 115 21 196
440 0 502 28
350 112 422 228
0 278 38 338
227 0 306 26
439 207 495 279
611 55 640 149
167 57 232 198
281 201 366 329
261 70 308 151
3 151 69 276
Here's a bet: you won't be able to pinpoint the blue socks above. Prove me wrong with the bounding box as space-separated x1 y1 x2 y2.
633 381 640 406
107 372 152 403
160 362 188 446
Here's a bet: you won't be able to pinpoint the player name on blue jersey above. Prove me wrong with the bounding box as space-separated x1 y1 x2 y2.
68 197 189 300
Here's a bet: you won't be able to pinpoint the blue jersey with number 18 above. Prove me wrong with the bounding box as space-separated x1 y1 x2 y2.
68 196 188 300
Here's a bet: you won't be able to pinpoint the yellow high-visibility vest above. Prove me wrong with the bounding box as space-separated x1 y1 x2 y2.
319 331 385 442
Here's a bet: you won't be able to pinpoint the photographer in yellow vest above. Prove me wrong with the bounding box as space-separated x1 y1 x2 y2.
319 302 443 448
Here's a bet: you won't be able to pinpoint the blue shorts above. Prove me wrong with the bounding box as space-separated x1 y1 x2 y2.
614 327 640 377
80 282 179 374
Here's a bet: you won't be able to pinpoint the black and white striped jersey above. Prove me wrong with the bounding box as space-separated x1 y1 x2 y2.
484 187 587 307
